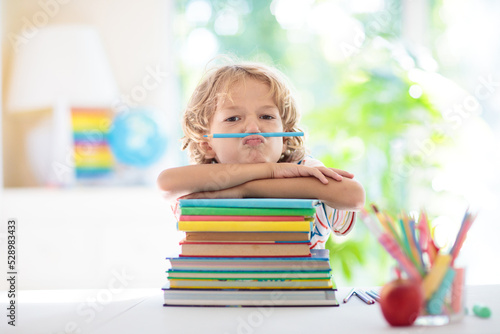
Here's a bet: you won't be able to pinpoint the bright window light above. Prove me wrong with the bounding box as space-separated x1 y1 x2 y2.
271 0 314 30
409 84 423 99
183 28 218 66
186 0 212 25
214 9 240 36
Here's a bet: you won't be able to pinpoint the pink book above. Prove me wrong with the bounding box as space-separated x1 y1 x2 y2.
179 215 305 221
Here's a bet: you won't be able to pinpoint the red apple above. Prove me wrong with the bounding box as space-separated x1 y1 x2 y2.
379 279 424 326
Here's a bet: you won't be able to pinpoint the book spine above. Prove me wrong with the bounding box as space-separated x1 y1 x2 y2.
180 243 311 257
180 207 317 216
184 232 311 242
179 215 305 221
179 198 319 208
178 221 312 232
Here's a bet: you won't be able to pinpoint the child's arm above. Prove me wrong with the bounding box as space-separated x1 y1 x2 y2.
183 176 365 211
157 163 352 201
243 177 365 211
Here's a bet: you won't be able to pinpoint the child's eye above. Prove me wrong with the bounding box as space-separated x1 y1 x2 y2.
225 116 240 122
260 115 275 120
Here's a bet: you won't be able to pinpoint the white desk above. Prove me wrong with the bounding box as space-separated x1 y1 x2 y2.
1 285 498 334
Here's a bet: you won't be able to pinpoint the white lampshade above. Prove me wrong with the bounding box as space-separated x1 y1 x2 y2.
6 25 118 186
7 25 118 112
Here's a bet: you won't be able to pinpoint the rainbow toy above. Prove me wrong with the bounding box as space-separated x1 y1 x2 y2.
71 108 114 179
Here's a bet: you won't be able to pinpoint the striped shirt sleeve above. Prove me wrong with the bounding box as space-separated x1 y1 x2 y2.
298 157 357 249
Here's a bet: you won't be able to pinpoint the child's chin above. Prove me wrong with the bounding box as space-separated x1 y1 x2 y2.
243 156 275 164
223 152 279 164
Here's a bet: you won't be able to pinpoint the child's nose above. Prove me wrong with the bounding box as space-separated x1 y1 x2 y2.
244 117 261 133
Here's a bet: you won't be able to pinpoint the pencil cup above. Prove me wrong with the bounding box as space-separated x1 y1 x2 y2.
415 267 466 326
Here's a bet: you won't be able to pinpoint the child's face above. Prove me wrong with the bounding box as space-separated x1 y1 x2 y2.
203 78 286 164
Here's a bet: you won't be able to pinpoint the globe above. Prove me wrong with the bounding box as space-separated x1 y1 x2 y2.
109 109 167 167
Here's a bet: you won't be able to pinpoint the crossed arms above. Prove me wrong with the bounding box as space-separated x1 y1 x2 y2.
157 162 365 211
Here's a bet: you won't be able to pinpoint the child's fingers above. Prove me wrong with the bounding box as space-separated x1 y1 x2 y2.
330 168 354 178
323 168 343 181
276 164 352 183
307 167 329 184
331 172 343 182
313 166 342 182
275 164 331 184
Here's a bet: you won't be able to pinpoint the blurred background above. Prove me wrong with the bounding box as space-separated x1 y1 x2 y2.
1 0 499 290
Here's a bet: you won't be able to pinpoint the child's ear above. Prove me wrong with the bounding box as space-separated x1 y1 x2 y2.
282 138 288 154
199 140 216 160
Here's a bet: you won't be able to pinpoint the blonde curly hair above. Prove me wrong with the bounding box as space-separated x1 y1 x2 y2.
181 60 306 164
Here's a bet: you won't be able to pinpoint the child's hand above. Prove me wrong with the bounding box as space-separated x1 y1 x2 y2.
328 168 355 180
270 163 353 185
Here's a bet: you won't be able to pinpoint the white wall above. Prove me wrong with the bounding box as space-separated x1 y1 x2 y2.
0 188 182 290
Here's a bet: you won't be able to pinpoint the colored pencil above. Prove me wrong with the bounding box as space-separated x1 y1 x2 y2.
362 206 477 286
360 210 422 281
203 132 304 138
450 210 477 264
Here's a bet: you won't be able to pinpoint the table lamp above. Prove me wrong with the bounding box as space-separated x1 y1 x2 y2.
6 25 118 186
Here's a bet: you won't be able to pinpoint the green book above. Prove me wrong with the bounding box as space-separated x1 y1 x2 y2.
179 198 320 209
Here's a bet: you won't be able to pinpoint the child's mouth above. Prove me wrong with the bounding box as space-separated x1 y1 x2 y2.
243 135 264 146
245 139 263 146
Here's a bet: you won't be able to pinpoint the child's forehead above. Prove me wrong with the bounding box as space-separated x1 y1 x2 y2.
215 80 275 110
221 75 268 93
216 77 275 104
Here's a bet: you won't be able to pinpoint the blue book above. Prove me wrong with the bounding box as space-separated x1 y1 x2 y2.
167 249 330 262
179 198 320 209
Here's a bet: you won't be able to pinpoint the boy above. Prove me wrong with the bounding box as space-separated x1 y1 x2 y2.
158 61 365 248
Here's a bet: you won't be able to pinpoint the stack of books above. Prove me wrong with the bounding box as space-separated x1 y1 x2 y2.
163 198 339 307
